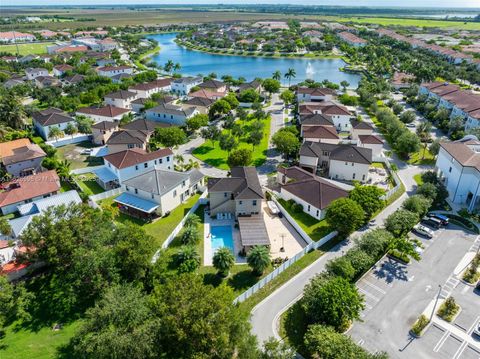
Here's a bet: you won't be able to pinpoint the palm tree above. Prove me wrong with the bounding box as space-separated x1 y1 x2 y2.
184 213 200 228
0 94 25 129
164 59 174 74
56 160 71 179
173 62 182 73
247 246 270 276
213 247 235 277
48 126 64 141
176 246 201 273
416 122 432 159
284 68 296 87
272 70 281 82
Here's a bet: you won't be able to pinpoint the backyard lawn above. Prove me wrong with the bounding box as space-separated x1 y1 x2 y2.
56 142 103 170
278 198 332 241
73 173 104 196
193 116 271 170
0 42 54 55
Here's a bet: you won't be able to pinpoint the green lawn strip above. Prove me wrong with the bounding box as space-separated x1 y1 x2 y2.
60 180 74 193
193 116 271 170
413 173 424 186
72 173 104 196
134 45 160 70
0 42 54 55
408 147 435 166
0 319 82 359
277 198 332 241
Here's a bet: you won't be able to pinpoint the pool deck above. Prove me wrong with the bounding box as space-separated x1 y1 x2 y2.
203 209 246 266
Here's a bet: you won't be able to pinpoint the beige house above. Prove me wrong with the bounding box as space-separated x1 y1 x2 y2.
350 119 374 140
91 121 119 145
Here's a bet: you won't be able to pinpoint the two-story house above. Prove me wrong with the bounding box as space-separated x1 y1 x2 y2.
53 64 73 77
32 108 76 140
25 67 49 80
145 103 198 126
104 90 137 109
91 121 119 145
129 78 172 99
97 65 133 78
296 87 336 103
76 105 131 123
171 76 203 96
198 79 228 93
350 119 374 140
0 140 46 177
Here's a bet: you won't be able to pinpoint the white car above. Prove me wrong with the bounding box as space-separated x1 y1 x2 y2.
406 123 416 128
81 148 93 155
413 224 434 239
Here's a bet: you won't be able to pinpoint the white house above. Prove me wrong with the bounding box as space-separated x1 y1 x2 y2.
277 166 349 220
436 138 480 212
32 108 76 140
53 64 73 77
146 103 198 126
114 168 204 220
358 134 384 155
129 78 172 99
296 87 336 103
25 67 49 80
171 76 203 96
0 31 35 43
97 65 133 78
104 90 137 109
76 105 131 123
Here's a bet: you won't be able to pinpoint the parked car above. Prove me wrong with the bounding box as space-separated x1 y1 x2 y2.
413 224 434 239
475 281 480 292
81 148 93 155
427 213 449 226
406 123 416 128
421 216 442 229
473 321 480 337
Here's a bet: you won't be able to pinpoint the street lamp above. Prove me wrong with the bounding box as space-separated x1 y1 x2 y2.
280 233 285 252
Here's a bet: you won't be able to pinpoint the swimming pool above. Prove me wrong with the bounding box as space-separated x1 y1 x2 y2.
210 225 234 254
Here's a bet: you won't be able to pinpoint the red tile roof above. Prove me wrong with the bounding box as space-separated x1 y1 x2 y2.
103 148 173 169
77 105 130 118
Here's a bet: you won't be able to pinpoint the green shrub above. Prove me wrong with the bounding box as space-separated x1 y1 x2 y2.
388 249 410 264
437 296 459 322
411 314 429 336
292 203 303 213
463 253 480 283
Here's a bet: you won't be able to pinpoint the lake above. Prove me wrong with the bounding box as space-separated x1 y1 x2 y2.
147 33 360 87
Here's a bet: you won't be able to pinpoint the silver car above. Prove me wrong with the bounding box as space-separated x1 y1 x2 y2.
413 224 434 239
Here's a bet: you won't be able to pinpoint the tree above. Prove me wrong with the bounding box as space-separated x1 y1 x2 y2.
247 246 270 276
213 247 235 277
248 129 263 151
151 274 259 359
48 125 64 140
0 276 32 333
224 92 239 109
271 129 300 159
181 225 199 245
396 131 420 157
279 89 294 106
227 148 252 168
200 125 221 148
64 122 78 136
355 228 393 259
304 325 387 359
302 276 364 331
272 70 281 81
219 133 238 154
262 78 281 98
416 122 432 159
326 256 356 281
0 93 25 129
70 284 157 359
164 59 174 74
175 246 201 273
238 88 260 103
417 182 437 201
340 80 350 91
56 159 71 178
349 184 384 222
236 106 248 121
399 110 416 124
173 62 181 73
403 195 432 217
429 139 440 159
325 198 365 236
384 209 419 237
185 113 208 133
75 115 94 134
284 68 296 87
0 216 12 236
154 127 186 148
388 236 421 262
260 338 295 359
392 103 404 115
184 213 201 228
209 99 231 119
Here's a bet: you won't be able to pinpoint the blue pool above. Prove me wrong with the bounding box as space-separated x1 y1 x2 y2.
211 225 234 254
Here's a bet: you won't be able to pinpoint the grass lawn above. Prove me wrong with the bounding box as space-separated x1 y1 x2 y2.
0 320 82 359
73 173 104 196
193 116 271 170
413 173 424 186
278 198 332 241
56 142 103 170
340 16 480 30
0 42 54 55
408 147 435 166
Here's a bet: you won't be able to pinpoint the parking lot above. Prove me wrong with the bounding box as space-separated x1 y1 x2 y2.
348 225 479 358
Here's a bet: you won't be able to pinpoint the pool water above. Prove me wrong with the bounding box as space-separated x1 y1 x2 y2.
211 225 234 254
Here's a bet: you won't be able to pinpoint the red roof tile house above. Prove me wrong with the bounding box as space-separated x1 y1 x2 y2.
0 170 60 215
296 87 337 103
76 105 131 123
338 31 367 47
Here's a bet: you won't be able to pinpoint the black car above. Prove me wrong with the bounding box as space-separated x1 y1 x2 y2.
421 216 441 229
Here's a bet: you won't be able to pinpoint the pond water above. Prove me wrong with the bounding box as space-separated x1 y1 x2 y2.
147 33 361 87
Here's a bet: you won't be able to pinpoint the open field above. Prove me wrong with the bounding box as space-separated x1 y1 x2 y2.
0 42 53 55
339 16 480 30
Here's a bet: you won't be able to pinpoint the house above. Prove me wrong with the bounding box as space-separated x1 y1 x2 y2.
99 147 174 188
300 113 335 136
114 168 204 220
391 72 415 90
76 105 131 123
198 79 227 93
104 90 137 109
302 125 340 144
299 141 372 182
130 96 176 114
338 31 367 47
145 103 198 126
0 31 35 43
435 138 480 212
0 170 60 215
171 76 203 95
97 65 133 78
4 79 25 89
8 190 82 238
129 78 172 99
296 87 336 103
111 73 132 84
277 166 349 220
25 67 49 80
63 74 85 86
91 121 119 145
188 89 227 101
182 97 215 115
237 79 262 93
350 119 374 139
32 108 76 140
34 75 60 88
53 64 73 77
358 134 384 154
317 104 353 132
208 167 269 251
0 139 46 177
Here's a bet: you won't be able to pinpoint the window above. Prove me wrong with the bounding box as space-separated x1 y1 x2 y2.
449 167 452 173
134 188 138 194
159 158 163 164
224 192 228 198
154 160 157 165
345 161 348 165
126 186 129 191
316 210 319 217
253 200 257 206
353 173 356 179
239 200 243 205
151 193 154 199
362 174 365 181
308 205 310 211
173 190 177 197
167 156 170 162
144 163 148 168
351 163 354 166
128 144 134 149
135 165 138 170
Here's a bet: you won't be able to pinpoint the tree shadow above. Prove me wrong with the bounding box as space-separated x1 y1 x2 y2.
227 269 259 292
283 301 308 352
192 145 214 155
372 258 409 283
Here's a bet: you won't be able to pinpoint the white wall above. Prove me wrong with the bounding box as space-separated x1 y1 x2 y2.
105 155 172 184
329 160 369 182
280 188 324 219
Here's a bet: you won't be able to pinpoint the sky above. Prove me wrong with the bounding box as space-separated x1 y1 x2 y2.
3 0 480 9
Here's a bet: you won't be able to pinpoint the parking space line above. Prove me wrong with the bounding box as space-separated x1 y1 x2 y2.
361 279 387 294
452 340 467 359
357 287 380 302
433 330 450 352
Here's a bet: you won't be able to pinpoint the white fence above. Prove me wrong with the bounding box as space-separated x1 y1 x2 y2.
152 191 209 262
46 134 91 147
233 230 337 304
70 165 104 175
272 197 313 245
372 156 402 201
89 187 123 203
